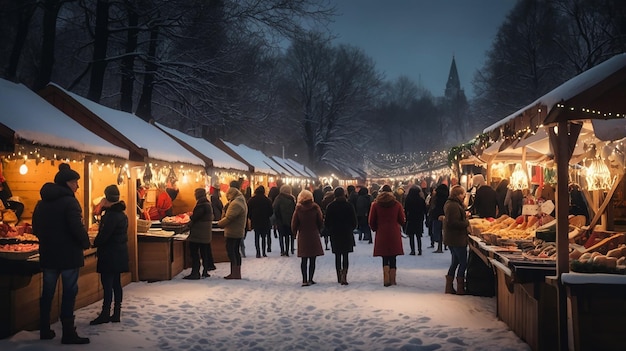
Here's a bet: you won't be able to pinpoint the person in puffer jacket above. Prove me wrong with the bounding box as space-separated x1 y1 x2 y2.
217 186 248 279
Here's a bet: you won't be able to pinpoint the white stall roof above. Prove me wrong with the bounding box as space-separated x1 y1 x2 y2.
51 84 204 166
484 53 626 134
0 79 128 159
154 123 248 171
221 141 278 175
270 156 307 178
285 158 317 178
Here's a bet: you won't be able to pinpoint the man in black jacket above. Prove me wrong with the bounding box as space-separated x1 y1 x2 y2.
32 163 91 344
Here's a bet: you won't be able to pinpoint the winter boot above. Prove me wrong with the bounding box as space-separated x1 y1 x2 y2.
456 277 466 295
336 269 342 284
89 303 111 325
383 266 391 287
110 303 121 323
40 319 56 340
61 316 90 344
445 275 456 294
340 269 349 285
389 268 397 285
183 271 201 280
224 264 241 279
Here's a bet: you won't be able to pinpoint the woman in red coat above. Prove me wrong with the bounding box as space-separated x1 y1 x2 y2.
291 190 324 286
369 185 405 287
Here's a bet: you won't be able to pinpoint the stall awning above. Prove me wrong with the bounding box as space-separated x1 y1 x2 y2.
0 79 128 159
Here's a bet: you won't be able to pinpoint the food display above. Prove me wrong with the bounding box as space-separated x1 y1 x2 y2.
160 213 191 233
0 223 39 259
570 245 626 274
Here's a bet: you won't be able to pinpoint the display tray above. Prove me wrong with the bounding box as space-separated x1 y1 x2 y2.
160 222 190 233
0 249 39 260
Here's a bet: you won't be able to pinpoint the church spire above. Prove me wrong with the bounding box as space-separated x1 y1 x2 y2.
445 55 461 98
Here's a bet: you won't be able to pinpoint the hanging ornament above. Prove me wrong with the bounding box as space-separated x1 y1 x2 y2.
117 166 124 185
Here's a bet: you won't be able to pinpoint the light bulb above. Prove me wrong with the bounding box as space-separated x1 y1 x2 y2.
19 163 28 175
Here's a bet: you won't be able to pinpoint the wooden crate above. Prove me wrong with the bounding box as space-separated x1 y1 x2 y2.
138 240 172 281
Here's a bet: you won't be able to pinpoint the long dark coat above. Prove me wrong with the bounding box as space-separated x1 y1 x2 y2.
94 201 130 273
32 182 91 270
369 191 405 257
404 188 426 236
247 193 273 230
324 197 357 254
188 196 213 244
291 200 324 258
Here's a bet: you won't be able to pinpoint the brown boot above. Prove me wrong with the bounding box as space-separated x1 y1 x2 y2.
383 266 391 287
336 269 342 284
456 277 465 295
340 269 348 285
445 275 456 294
225 264 241 280
389 268 397 285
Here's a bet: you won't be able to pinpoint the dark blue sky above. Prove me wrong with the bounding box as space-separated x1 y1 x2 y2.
326 0 517 98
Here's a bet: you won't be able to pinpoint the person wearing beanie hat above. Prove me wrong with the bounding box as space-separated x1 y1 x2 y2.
247 185 273 258
90 184 129 325
184 187 214 280
217 186 248 279
104 184 120 203
324 187 357 285
54 163 81 186
32 163 91 344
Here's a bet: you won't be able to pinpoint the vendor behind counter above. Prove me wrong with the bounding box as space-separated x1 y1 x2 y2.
0 176 24 223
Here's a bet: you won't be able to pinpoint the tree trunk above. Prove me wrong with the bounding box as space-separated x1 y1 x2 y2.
135 26 159 122
5 1 37 81
87 0 110 103
34 0 62 91
120 1 138 112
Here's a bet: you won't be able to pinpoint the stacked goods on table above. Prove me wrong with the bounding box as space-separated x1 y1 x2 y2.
0 223 39 259
570 239 626 274
161 213 191 233
469 214 546 241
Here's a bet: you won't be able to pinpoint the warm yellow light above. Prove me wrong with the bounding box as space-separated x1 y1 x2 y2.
509 164 528 190
586 158 612 191
19 162 28 175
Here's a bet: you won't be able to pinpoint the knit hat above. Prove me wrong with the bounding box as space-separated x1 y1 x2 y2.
194 188 207 200
104 184 120 202
54 163 80 185
380 184 392 193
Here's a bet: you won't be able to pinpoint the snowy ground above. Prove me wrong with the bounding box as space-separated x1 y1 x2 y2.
1 231 531 351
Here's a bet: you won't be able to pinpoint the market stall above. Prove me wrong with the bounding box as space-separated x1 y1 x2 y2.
468 53 626 350
0 79 130 338
40 83 207 281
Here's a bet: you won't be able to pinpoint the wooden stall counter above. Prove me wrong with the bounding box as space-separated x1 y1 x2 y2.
137 230 186 281
549 273 626 351
468 235 558 351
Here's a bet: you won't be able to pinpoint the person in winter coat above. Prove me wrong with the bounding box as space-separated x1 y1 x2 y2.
153 184 173 220
90 185 129 325
291 190 324 286
320 186 335 250
0 177 24 222
247 185 273 258
183 188 214 280
324 187 357 285
267 186 280 253
273 185 296 256
404 186 427 255
32 163 91 344
495 179 511 218
355 187 372 243
428 184 449 253
210 186 223 222
368 184 405 287
471 174 498 218
443 185 471 295
217 186 248 279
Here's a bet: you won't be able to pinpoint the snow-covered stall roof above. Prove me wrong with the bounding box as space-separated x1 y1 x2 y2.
285 158 317 179
153 122 248 171
484 53 626 134
221 141 278 175
0 79 128 159
51 84 204 166
270 156 309 178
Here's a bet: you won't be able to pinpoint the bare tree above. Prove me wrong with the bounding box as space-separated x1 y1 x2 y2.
281 32 382 170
